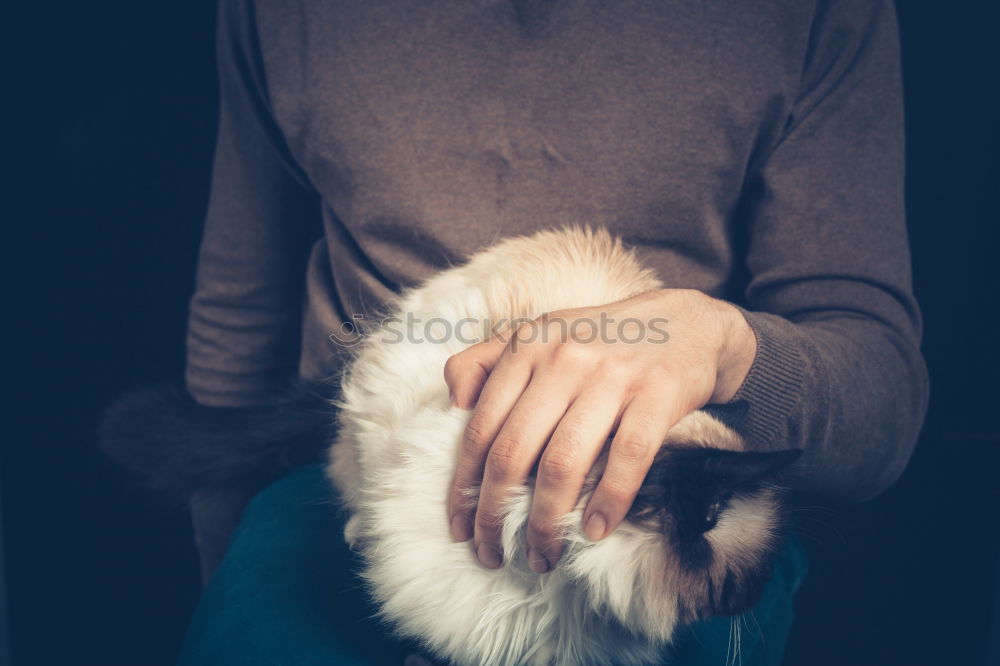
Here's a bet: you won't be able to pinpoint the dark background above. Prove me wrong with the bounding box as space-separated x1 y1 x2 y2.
6 1 998 665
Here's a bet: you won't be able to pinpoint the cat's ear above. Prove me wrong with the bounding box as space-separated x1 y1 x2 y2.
701 448 802 494
701 399 750 432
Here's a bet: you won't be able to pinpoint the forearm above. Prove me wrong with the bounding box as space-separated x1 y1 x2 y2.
185 0 320 407
716 1 927 502
730 308 928 503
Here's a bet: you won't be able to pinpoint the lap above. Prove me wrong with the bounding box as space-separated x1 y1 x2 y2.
177 466 807 666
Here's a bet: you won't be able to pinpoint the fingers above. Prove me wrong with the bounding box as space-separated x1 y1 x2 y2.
582 384 686 541
443 335 508 409
442 298 710 574
472 374 575 569
524 388 622 573
447 348 532 544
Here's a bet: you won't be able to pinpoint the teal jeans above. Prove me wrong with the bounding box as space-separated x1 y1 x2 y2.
178 466 807 666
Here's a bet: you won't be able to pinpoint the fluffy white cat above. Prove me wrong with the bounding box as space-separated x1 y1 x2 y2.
328 227 798 666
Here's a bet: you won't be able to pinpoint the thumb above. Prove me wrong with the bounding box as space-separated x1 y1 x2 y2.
443 335 507 409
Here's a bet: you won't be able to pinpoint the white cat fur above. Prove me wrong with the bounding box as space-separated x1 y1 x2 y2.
327 227 782 666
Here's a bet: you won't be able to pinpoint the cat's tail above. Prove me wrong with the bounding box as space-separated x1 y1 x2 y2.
98 381 336 501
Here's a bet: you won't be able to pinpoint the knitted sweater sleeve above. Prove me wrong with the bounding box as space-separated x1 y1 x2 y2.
184 0 319 407
728 0 928 502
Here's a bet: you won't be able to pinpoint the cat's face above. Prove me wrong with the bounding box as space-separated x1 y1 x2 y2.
626 446 801 619
563 443 800 642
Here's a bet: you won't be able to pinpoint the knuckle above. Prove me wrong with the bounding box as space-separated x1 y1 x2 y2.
503 346 532 369
527 516 555 542
449 487 476 513
627 405 665 433
513 321 538 344
615 434 651 464
539 449 578 484
476 509 502 532
462 418 492 455
552 421 586 453
596 359 630 385
597 480 635 508
552 340 592 365
486 436 521 479
643 365 674 390
443 354 465 383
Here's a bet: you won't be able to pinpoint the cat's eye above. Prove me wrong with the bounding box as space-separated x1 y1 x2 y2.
703 502 721 531
702 492 733 532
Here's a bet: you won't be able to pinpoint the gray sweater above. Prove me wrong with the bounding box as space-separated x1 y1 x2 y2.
186 0 929 502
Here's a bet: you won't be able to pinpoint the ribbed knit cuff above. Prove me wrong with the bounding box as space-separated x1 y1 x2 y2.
729 308 806 450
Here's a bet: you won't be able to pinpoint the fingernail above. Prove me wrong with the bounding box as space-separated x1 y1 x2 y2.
450 515 471 542
584 513 607 541
526 546 551 574
476 542 502 569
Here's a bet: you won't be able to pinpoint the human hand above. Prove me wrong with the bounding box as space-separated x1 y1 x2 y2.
444 288 756 573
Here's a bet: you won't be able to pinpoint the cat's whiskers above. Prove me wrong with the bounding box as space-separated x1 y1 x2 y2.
790 506 849 548
728 616 738 666
745 611 763 652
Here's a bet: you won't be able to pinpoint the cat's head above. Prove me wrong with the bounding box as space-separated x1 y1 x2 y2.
627 446 801 616
563 435 800 642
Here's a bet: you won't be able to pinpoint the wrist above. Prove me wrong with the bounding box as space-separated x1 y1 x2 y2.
710 299 757 404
